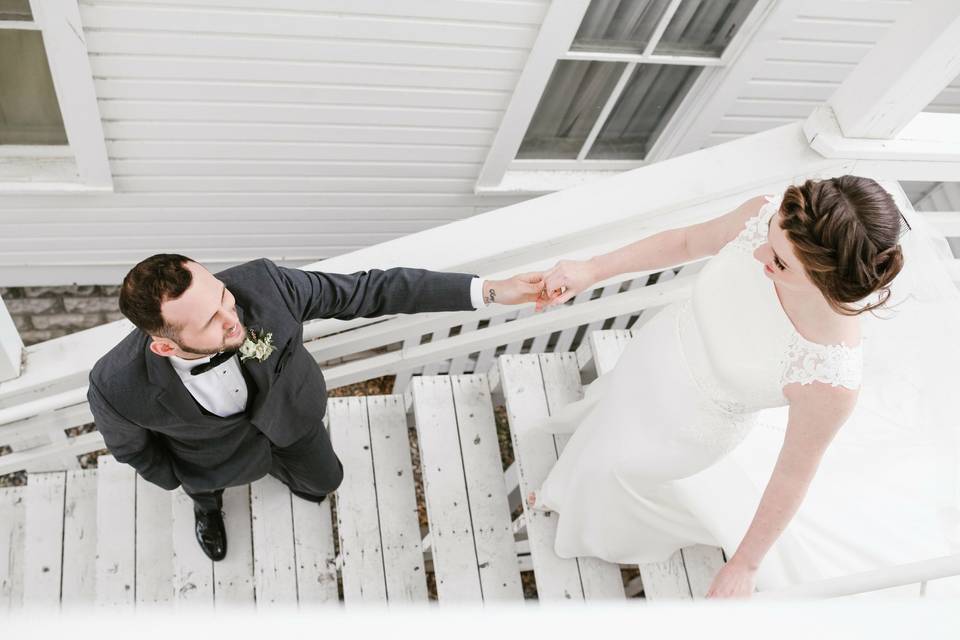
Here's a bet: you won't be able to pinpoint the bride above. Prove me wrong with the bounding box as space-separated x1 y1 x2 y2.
527 175 960 598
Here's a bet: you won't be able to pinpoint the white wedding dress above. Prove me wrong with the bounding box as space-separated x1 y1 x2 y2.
535 193 960 592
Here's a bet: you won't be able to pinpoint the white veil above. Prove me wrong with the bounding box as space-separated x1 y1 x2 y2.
718 193 960 590
844 198 960 547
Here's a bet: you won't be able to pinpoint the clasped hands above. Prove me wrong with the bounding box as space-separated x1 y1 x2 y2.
482 259 598 311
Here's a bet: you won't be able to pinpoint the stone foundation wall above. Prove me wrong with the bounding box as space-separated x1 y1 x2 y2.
0 285 123 346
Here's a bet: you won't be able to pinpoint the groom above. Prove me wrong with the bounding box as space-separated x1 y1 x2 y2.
88 254 542 560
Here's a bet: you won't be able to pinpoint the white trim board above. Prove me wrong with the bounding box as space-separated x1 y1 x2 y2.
476 0 782 193
0 0 112 193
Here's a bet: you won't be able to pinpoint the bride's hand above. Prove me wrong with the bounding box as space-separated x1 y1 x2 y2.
705 558 757 599
537 259 598 311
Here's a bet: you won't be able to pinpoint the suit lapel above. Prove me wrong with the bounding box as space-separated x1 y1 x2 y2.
235 304 275 408
142 304 277 423
144 341 208 421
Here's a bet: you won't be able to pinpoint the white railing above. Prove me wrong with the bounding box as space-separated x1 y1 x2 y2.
0 118 834 473
0 263 699 475
755 554 960 600
1 131 959 600
2 119 960 473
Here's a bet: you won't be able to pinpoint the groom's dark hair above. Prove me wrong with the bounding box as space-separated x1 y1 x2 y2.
119 253 196 339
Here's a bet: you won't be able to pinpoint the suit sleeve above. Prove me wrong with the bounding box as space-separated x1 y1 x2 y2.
264 258 477 323
87 380 181 491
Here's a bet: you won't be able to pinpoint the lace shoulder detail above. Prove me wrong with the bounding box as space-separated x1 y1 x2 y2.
728 193 782 252
781 334 863 391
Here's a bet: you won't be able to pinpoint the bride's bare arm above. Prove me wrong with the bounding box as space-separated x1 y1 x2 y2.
538 194 770 308
726 382 859 575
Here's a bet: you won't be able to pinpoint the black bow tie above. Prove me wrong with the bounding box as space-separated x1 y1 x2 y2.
189 350 237 376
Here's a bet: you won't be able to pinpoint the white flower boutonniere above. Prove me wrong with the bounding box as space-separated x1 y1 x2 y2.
239 327 276 363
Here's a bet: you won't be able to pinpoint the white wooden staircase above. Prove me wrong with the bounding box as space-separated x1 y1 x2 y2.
0 329 736 609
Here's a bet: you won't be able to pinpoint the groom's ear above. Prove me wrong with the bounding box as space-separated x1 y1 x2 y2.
148 337 177 357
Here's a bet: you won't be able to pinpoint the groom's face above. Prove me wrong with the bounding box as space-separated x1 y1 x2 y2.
155 261 248 358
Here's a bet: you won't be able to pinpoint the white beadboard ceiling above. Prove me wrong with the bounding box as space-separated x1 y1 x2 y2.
706 0 960 148
0 0 545 285
1 0 957 286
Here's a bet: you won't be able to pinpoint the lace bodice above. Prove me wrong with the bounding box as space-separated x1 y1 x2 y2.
678 193 863 419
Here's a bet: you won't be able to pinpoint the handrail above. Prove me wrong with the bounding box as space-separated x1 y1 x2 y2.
0 386 87 427
0 120 836 410
755 554 960 599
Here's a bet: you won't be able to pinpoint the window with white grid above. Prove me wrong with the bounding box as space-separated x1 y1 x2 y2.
478 0 768 191
0 0 111 191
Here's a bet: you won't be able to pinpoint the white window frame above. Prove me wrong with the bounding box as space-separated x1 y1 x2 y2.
0 0 112 192
476 0 776 193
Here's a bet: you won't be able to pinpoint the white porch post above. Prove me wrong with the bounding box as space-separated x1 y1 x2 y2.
826 0 960 139
0 295 23 382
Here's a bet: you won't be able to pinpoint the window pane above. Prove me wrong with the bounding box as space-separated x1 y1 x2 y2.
0 0 32 21
654 0 760 58
518 60 625 160
0 30 67 145
588 64 700 159
572 0 674 54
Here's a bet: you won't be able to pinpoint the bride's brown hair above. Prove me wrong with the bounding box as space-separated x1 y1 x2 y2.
777 175 905 316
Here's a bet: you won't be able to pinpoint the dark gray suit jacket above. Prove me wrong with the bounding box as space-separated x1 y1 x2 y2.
88 258 475 494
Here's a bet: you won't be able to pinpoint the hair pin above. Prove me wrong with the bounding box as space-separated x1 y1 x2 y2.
898 211 911 239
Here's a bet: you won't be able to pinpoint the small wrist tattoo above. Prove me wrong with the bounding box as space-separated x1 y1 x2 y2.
486 288 496 305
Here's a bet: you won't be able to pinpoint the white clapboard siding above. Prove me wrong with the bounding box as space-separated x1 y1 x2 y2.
93 0 548 25
79 5 541 48
411 376 522 602
171 488 214 606
101 121 498 147
23 472 66 606
85 33 530 72
216 485 256 606
589 330 727 600
0 0 545 285
250 476 299 607
60 469 98 607
106 142 489 164
95 456 137 607
98 103 503 132
291 494 339 605
96 83 511 113
135 475 174 605
90 57 522 91
0 486 26 611
106 160 483 181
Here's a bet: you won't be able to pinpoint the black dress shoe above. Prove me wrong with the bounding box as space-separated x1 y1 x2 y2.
289 487 328 504
195 509 227 561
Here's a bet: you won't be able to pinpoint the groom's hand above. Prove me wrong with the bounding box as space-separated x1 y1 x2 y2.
482 273 545 306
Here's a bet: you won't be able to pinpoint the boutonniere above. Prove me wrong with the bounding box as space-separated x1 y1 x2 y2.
239 327 276 363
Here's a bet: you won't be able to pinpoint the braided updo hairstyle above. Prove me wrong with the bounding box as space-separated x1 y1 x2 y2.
777 175 905 316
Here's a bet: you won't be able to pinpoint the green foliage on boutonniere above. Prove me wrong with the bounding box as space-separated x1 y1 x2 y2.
239 327 276 363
